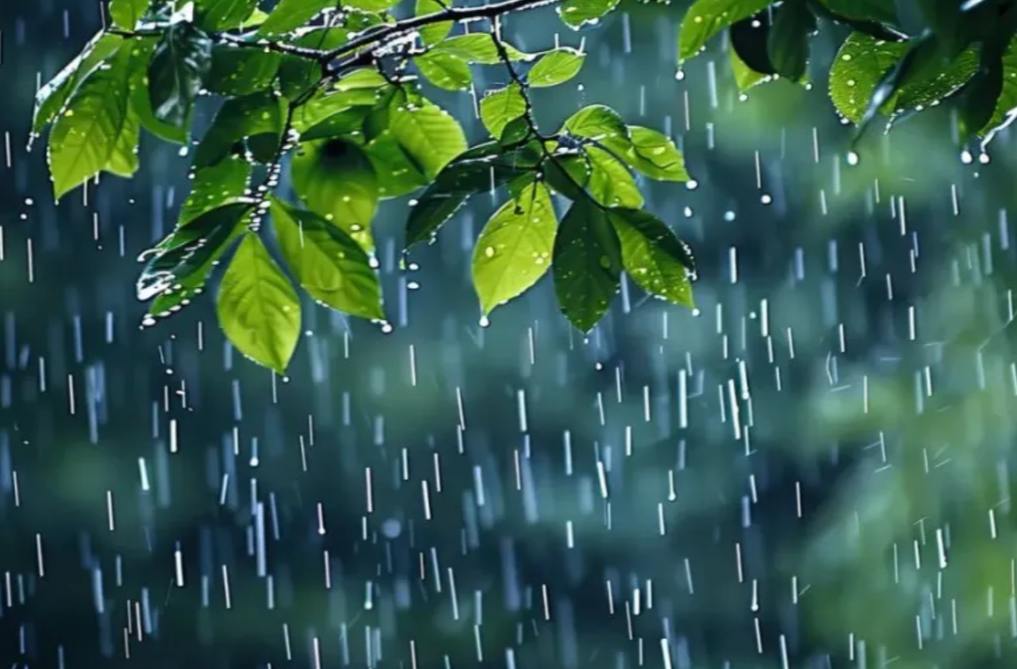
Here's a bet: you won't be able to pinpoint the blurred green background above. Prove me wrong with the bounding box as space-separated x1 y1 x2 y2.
4 1 1017 668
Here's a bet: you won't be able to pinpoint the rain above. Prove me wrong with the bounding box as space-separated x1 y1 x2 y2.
2 1 1016 669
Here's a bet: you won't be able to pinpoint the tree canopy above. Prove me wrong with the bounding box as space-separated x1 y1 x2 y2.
32 0 1017 373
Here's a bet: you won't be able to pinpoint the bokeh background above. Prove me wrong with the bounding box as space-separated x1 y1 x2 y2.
4 1 1017 668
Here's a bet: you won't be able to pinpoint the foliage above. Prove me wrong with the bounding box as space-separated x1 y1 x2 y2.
35 0 695 373
679 0 1017 145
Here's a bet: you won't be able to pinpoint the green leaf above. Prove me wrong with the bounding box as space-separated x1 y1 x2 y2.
730 43 772 90
415 51 473 91
558 0 621 29
678 0 773 63
139 203 250 306
294 69 390 131
552 196 622 332
544 154 591 200
955 49 1005 140
278 26 351 98
109 0 149 29
148 22 213 129
48 45 134 199
33 31 123 134
609 208 695 307
390 96 468 177
194 92 287 167
528 48 586 87
829 32 978 125
404 142 542 247
217 232 302 374
364 130 431 198
302 106 371 142
179 156 253 224
433 34 533 64
345 0 400 11
767 0 815 81
258 0 335 35
818 0 897 26
417 0 454 45
586 148 644 208
147 226 244 317
125 38 190 144
563 104 629 141
480 84 527 139
206 45 282 97
472 182 556 315
272 198 385 320
983 35 1017 137
291 139 379 251
603 126 689 182
104 104 142 178
195 0 259 30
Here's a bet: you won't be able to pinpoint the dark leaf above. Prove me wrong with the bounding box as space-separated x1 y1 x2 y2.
767 0 815 81
148 22 213 129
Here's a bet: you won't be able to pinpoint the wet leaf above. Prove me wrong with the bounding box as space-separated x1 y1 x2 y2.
193 91 287 167
417 0 454 45
472 182 557 315
273 198 385 320
258 0 335 35
433 34 533 64
730 42 772 90
148 22 213 129
767 0 815 81
103 104 142 178
302 106 371 142
415 51 473 91
404 143 541 248
291 139 379 251
109 0 149 29
609 208 695 306
678 0 774 63
33 31 123 134
586 148 644 208
216 232 302 374
48 45 134 199
983 35 1017 137
528 48 586 87
195 0 260 30
363 130 431 198
558 0 620 29
480 84 527 139
818 0 898 26
206 45 282 97
179 156 253 225
390 96 468 177
603 126 689 182
127 38 189 144
562 104 629 141
552 195 622 332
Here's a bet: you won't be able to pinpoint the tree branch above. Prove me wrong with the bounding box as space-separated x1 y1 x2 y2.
323 0 562 74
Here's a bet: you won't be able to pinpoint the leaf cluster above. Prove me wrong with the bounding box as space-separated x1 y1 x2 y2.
679 0 1017 144
35 0 695 372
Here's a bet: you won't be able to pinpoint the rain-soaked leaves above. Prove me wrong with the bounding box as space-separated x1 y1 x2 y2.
552 195 623 332
194 0 260 31
766 0 815 82
258 0 337 36
471 181 557 315
291 139 379 251
147 22 213 129
216 232 302 374
562 104 629 141
48 45 134 199
272 198 385 321
558 0 620 29
829 32 979 125
527 48 586 87
33 32 124 134
205 45 282 97
416 0 454 44
193 91 287 167
678 0 774 63
389 96 467 178
415 51 473 91
434 34 533 64
108 0 149 30
479 84 527 139
179 156 253 224
609 208 695 307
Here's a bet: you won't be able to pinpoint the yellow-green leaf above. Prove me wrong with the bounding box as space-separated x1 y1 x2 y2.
528 48 586 87
216 233 302 374
472 182 557 315
479 84 527 139
390 97 467 177
273 198 385 320
417 0 453 44
291 139 379 251
678 0 774 63
415 51 473 91
48 45 134 199
609 208 695 307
